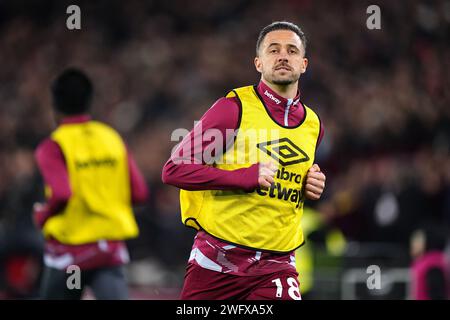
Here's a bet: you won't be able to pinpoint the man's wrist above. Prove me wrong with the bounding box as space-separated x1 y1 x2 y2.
33 205 50 228
238 163 260 191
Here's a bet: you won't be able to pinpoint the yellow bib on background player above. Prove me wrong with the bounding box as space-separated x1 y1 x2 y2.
43 120 139 244
180 85 321 252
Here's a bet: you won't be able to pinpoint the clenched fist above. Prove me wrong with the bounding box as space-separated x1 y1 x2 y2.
258 161 278 189
305 164 326 200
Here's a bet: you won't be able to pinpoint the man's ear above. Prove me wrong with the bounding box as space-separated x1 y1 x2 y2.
301 57 308 74
254 56 263 73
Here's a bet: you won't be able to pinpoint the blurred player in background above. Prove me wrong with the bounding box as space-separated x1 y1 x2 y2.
163 21 326 300
33 68 148 299
410 223 450 300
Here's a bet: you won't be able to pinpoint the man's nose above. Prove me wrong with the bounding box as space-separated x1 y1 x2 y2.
277 56 289 64
277 50 289 61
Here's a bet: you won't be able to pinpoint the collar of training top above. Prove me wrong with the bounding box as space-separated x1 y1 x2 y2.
257 81 301 110
61 114 92 124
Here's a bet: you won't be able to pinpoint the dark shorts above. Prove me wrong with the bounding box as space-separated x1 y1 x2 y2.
180 263 302 300
39 265 128 300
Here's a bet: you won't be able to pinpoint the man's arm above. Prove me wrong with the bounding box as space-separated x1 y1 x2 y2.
34 139 72 228
162 97 259 191
305 122 326 200
126 146 149 204
317 124 324 148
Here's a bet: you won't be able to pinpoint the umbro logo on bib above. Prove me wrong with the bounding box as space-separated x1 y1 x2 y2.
257 138 310 166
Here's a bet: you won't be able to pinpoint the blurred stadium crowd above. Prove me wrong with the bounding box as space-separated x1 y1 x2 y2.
0 0 448 298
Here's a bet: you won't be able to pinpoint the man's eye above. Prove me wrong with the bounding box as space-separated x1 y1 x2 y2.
290 50 298 54
270 49 278 53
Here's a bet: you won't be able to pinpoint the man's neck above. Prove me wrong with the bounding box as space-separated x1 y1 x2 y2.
261 78 298 100
55 113 91 125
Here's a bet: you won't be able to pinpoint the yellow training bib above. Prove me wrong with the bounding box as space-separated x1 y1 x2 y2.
43 120 139 244
180 86 321 252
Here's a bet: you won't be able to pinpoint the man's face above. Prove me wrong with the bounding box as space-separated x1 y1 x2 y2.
255 30 308 86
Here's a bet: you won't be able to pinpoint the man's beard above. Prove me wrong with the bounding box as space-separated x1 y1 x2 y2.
272 78 296 85
270 71 300 85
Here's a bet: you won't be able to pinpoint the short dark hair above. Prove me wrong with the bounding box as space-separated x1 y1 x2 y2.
51 68 93 115
256 21 307 56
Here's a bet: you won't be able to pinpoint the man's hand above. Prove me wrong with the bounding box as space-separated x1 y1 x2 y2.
258 162 278 189
305 164 326 200
32 202 48 229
